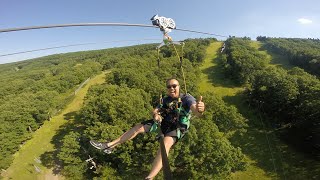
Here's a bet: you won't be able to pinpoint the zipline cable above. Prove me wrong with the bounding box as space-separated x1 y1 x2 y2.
0 23 155 33
175 27 228 38
0 38 161 57
0 22 228 37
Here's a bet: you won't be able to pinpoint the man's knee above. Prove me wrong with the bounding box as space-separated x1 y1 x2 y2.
133 124 146 134
163 136 176 149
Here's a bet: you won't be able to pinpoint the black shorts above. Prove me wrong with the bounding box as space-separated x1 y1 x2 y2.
141 119 185 140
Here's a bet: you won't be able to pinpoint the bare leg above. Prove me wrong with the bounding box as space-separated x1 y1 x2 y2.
107 124 150 148
145 136 176 179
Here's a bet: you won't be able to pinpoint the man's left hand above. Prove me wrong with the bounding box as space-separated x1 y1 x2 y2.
196 96 205 113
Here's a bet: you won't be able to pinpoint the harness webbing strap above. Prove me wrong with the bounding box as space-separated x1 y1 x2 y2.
172 42 188 95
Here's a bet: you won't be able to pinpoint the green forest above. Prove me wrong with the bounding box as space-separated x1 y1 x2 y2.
1 37 319 179
222 37 320 158
0 56 102 169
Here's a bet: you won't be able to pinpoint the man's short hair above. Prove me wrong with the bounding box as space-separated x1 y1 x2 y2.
166 78 179 85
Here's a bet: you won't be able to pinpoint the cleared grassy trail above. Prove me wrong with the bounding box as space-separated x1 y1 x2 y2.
199 42 274 179
2 71 108 180
199 42 242 96
199 41 320 180
250 41 294 70
249 42 320 180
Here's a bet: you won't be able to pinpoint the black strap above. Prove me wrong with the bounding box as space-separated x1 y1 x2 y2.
157 123 173 180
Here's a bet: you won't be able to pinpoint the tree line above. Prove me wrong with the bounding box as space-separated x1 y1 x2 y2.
0 56 102 169
222 37 320 159
221 38 268 85
257 36 320 76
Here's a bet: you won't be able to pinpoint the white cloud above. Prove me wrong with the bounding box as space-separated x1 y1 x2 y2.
298 18 313 24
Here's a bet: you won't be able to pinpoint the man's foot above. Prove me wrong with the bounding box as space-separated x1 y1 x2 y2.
90 140 113 154
103 148 113 154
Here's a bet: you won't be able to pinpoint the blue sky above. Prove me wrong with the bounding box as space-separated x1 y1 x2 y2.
0 0 319 64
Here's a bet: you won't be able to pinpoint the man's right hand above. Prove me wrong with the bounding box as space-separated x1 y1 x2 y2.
153 114 162 123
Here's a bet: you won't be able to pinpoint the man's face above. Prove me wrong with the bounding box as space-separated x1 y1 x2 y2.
166 79 180 98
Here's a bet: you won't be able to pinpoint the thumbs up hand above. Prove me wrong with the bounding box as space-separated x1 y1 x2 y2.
196 96 205 114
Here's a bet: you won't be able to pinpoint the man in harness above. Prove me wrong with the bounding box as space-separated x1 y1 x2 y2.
90 78 205 179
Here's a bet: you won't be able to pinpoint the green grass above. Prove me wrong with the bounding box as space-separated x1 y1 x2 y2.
1 71 108 180
249 42 320 179
199 41 320 180
250 41 294 70
199 42 274 179
199 41 242 97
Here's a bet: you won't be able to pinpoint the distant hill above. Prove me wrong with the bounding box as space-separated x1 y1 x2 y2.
2 37 319 179
257 36 320 76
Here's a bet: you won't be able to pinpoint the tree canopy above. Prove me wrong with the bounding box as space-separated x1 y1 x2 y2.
221 37 268 85
0 55 101 169
221 37 320 159
1 38 249 179
52 38 248 179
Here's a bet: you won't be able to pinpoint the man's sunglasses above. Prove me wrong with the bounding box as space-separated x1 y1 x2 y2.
167 84 179 89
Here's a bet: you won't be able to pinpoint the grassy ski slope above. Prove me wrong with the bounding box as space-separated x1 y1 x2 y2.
199 41 319 180
2 71 108 180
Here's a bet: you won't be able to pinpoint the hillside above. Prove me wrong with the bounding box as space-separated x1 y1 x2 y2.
0 54 102 170
2 71 108 179
1 37 319 179
220 38 320 179
257 37 320 76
